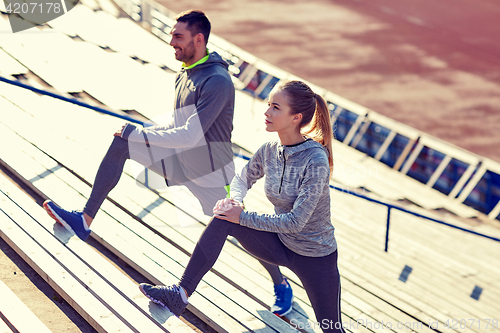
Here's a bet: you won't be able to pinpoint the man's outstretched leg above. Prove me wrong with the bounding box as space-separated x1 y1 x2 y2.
44 136 154 240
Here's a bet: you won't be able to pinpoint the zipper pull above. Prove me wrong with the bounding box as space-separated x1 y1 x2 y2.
279 148 286 194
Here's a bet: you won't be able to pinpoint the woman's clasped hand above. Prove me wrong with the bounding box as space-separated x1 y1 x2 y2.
213 198 244 224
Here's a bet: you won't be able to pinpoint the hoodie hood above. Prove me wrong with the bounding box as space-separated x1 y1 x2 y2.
184 51 229 72
278 138 327 160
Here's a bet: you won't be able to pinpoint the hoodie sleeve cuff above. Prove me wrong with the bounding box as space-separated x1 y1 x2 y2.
238 211 250 227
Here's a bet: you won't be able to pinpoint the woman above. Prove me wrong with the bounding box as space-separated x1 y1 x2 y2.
139 80 346 332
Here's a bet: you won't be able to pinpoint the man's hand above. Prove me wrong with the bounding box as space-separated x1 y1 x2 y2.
213 198 244 224
114 124 127 137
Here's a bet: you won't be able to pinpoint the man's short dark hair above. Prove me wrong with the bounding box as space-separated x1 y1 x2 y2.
176 10 211 45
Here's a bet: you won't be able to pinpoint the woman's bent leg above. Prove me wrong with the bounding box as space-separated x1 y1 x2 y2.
179 217 292 296
292 251 345 333
258 260 283 285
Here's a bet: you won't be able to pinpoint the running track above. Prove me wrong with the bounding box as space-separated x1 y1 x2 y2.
156 0 500 162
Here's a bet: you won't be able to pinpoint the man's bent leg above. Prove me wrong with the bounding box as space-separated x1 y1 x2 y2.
184 183 227 216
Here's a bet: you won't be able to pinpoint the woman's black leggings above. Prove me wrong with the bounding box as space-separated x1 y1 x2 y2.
180 217 346 333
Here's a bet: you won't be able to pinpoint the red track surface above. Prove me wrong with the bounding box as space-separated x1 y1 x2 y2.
157 0 500 162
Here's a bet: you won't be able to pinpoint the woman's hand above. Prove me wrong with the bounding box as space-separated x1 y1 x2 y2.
114 124 127 137
213 198 244 224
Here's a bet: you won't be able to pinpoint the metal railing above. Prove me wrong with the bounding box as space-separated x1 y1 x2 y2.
2 75 500 252
234 154 500 251
0 76 149 127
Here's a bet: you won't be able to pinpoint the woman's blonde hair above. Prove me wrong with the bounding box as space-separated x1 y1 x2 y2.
277 80 334 175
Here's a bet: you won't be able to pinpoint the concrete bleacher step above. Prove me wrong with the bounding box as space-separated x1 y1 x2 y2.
0 174 193 333
242 172 500 333
333 188 500 291
48 5 179 70
0 49 27 77
1 18 177 114
332 193 500 305
390 211 500 282
332 213 500 330
0 281 52 333
339 243 499 333
244 191 467 333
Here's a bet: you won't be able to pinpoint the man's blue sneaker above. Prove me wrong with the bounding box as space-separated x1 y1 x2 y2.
43 200 91 241
271 278 293 316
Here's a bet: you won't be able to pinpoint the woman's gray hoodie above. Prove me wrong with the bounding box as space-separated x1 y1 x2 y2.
231 139 337 257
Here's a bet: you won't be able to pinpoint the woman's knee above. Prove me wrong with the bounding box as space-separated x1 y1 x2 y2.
206 216 231 230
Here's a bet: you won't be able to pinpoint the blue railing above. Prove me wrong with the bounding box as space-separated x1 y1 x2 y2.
234 154 500 251
2 76 500 252
0 76 147 127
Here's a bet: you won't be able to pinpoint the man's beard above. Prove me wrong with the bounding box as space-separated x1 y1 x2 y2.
177 40 196 64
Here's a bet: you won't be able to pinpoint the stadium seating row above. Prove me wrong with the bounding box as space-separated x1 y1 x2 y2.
0 281 52 333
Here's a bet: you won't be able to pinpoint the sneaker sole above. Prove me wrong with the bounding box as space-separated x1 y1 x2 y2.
273 296 294 317
43 201 74 234
138 284 179 317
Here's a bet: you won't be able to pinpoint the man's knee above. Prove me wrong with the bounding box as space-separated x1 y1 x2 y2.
108 136 129 157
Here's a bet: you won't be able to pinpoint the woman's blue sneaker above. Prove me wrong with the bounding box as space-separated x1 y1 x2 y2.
43 200 91 241
271 278 293 316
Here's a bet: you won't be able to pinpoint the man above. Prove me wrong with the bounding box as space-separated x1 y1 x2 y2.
44 10 235 239
44 10 293 317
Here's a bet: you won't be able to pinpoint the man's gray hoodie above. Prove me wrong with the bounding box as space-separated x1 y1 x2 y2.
231 139 337 257
122 52 235 187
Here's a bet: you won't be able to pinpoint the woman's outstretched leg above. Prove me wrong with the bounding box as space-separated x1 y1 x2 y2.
180 217 292 295
139 217 293 315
